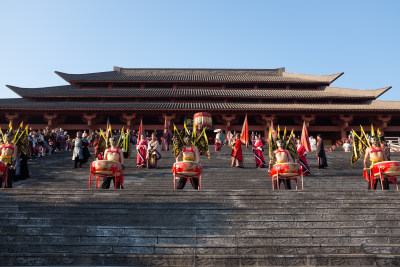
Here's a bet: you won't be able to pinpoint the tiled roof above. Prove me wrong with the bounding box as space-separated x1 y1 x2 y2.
55 67 341 84
1 98 399 113
7 85 390 100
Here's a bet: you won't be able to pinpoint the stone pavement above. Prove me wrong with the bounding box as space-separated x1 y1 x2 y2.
1 146 400 266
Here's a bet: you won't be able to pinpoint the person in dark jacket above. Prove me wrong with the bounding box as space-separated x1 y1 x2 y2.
316 134 328 169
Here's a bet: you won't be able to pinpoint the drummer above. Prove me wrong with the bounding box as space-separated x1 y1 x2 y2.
0 133 18 188
101 137 125 189
364 135 389 190
175 135 201 190
269 139 293 190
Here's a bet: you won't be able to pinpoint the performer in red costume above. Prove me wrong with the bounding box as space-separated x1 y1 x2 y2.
252 135 265 168
101 137 125 189
175 135 200 190
296 139 311 175
363 135 388 190
136 134 148 168
0 133 18 188
269 139 293 190
231 133 243 168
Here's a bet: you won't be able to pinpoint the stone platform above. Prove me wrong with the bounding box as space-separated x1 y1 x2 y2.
1 146 400 266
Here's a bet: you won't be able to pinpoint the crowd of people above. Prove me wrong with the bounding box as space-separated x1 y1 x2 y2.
0 125 394 191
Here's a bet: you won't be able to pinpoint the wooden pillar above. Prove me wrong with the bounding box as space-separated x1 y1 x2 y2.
377 115 392 132
5 112 20 126
162 113 176 131
339 114 354 139
301 114 316 128
122 113 137 128
82 113 98 130
221 114 236 134
44 113 58 128
261 114 276 141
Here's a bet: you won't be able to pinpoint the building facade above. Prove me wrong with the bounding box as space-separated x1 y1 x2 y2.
1 67 398 142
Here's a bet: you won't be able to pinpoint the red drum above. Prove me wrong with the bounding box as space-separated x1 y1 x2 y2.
372 161 400 177
269 163 302 178
89 160 123 189
193 112 212 128
173 161 202 178
91 160 122 177
0 161 6 177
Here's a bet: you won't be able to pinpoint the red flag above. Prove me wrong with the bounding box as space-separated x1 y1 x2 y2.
138 118 143 137
301 121 311 152
164 116 167 129
240 114 249 147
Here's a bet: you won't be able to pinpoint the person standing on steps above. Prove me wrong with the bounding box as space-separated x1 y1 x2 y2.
72 132 84 168
101 137 125 189
269 139 293 190
363 135 389 190
147 132 161 169
0 133 18 188
316 134 328 169
231 133 243 168
175 135 201 190
136 134 148 168
252 135 266 168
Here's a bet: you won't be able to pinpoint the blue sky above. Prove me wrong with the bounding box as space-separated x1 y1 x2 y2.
0 0 399 100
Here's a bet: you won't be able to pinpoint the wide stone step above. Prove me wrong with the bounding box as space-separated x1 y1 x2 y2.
3 225 400 236
0 253 399 266
2 234 400 246
2 243 400 255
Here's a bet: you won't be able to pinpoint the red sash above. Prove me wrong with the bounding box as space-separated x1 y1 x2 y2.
0 144 14 152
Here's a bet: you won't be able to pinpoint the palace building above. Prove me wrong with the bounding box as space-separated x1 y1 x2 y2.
1 67 398 142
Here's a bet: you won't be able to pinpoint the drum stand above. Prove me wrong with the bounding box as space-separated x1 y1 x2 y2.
272 166 304 190
89 163 122 190
173 175 202 191
371 168 399 191
1 168 8 189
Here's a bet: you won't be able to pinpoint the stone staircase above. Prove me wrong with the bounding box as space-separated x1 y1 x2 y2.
0 146 400 266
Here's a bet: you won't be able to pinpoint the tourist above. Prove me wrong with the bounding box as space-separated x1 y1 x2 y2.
0 133 18 188
381 137 390 161
252 135 265 168
231 133 243 168
72 132 84 168
296 139 311 175
81 132 91 164
161 128 170 151
101 137 124 189
364 135 388 190
316 134 328 169
250 131 256 145
220 131 226 145
227 131 234 146
15 148 30 180
269 139 292 190
175 135 201 190
309 136 317 151
147 132 161 169
343 141 351 152
214 130 222 152
136 134 148 168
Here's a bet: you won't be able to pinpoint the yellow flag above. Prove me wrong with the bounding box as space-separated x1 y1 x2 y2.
371 124 375 136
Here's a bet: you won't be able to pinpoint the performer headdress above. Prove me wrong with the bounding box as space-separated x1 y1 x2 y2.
276 139 285 148
4 133 12 143
109 136 118 146
183 135 192 146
